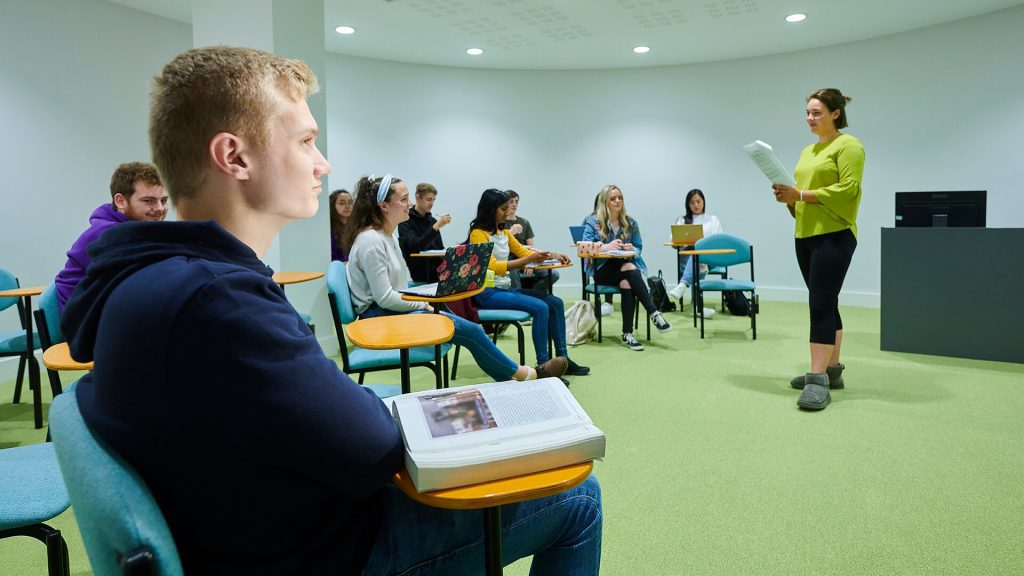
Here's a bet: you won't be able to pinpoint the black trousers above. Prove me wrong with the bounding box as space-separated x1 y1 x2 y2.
795 228 857 345
594 262 656 333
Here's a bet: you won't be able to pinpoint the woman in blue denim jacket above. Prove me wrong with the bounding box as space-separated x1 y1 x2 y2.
582 184 672 350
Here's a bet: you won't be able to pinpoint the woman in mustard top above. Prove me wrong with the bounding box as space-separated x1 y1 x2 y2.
772 88 864 411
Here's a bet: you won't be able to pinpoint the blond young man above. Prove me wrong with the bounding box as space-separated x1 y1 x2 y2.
54 162 168 309
61 46 601 575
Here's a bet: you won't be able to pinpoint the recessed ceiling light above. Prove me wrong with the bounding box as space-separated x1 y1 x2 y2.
466 48 484 56
335 25 356 34
633 46 651 54
785 13 807 23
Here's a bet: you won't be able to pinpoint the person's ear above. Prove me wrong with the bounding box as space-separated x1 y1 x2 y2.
113 193 128 213
209 132 250 181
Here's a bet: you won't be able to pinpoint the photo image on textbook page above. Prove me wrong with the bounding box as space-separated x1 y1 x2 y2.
419 389 498 438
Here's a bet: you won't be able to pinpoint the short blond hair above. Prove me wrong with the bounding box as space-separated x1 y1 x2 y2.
149 46 319 201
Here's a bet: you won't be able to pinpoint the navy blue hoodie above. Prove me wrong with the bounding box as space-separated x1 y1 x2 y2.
62 220 404 575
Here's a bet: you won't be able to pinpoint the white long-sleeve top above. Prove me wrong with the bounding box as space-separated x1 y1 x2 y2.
673 213 724 238
347 228 429 315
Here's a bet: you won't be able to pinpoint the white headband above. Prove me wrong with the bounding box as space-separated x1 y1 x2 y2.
376 174 394 204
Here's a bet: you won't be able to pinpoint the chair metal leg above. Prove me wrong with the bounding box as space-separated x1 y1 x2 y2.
434 345 443 389
400 349 411 395
443 355 450 388
358 371 366 384
0 524 71 576
484 507 503 576
30 354 43 428
751 291 757 340
514 323 525 365
452 346 461 380
13 354 26 403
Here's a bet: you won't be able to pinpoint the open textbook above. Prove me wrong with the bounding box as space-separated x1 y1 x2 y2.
743 140 796 186
391 378 606 492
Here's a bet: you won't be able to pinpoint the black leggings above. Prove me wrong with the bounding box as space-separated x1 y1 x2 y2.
795 229 857 345
594 262 656 333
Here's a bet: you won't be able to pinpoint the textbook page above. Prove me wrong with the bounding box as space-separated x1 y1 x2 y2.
392 378 605 491
743 140 796 186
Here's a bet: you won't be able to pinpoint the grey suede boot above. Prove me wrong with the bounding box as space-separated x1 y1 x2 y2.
790 363 844 390
797 372 831 411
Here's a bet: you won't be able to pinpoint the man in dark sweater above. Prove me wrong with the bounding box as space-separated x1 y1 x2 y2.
398 182 452 283
62 46 601 576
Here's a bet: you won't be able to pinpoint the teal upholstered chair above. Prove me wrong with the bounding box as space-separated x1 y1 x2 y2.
49 385 183 576
1 267 44 427
0 442 71 576
692 234 758 339
326 261 448 397
32 284 69 400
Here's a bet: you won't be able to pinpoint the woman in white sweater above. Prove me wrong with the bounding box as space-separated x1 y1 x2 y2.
343 175 567 381
668 189 724 310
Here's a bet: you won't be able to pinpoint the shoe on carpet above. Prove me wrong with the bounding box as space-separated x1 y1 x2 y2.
559 377 570 387
667 283 687 301
791 363 845 390
566 359 590 376
650 311 672 333
600 302 614 316
698 307 716 319
536 356 568 378
621 332 644 351
797 373 831 411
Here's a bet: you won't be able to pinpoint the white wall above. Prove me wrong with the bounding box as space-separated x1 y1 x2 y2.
2 1 1023 376
327 4 1024 307
0 0 190 339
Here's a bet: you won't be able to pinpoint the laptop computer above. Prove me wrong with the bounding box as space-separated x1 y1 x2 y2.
670 224 704 245
400 243 494 297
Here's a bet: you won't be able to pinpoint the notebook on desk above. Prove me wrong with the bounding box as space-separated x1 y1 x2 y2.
400 243 494 298
670 224 704 244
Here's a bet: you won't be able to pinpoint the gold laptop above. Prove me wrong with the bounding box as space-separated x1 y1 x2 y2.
670 224 704 244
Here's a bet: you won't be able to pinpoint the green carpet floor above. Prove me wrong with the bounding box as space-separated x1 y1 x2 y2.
3 298 1023 575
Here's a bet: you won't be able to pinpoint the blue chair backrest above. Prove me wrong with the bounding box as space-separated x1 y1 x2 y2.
0 267 19 312
569 226 585 243
326 260 357 324
36 283 64 345
49 388 184 576
694 234 752 268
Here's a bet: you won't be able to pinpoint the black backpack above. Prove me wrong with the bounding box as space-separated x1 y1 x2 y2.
647 270 677 313
723 290 751 316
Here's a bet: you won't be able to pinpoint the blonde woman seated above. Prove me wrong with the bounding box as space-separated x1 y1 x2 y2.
343 175 567 381
582 184 672 351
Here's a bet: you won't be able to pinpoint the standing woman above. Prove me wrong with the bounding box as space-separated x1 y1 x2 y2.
468 189 588 377
344 176 566 382
329 189 354 262
583 185 672 351
772 88 864 411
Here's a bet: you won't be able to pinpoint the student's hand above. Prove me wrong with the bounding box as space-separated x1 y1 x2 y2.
425 305 435 313
604 239 623 251
433 214 452 230
526 251 551 264
623 243 635 251
554 252 571 264
509 223 524 236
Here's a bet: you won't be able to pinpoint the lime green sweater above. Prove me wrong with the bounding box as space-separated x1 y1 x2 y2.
793 134 865 239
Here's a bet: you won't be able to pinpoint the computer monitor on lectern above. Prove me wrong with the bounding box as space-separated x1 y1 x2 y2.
894 191 987 227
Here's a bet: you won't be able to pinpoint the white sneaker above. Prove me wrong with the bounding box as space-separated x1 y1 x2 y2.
621 332 644 351
698 307 716 319
667 283 687 301
600 302 613 317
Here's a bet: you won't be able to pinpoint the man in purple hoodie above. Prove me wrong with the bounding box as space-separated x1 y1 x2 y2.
54 162 168 309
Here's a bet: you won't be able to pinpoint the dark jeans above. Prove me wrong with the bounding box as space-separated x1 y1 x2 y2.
795 228 857 345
